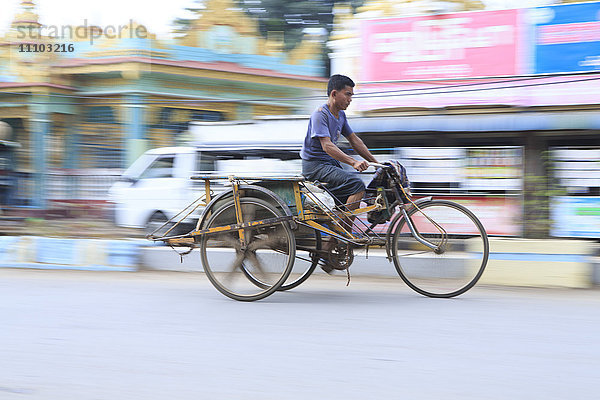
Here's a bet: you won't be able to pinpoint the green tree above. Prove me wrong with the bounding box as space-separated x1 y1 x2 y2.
240 0 364 50
522 151 567 238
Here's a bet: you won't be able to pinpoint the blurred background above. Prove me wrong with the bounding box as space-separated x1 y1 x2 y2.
0 0 598 244
2 4 599 398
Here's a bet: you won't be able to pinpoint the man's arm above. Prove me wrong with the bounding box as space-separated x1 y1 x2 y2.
347 133 378 163
319 136 369 171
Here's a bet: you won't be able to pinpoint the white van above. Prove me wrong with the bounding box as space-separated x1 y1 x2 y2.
108 117 310 233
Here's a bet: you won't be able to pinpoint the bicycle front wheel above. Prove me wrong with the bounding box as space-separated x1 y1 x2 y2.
199 197 295 301
391 200 489 298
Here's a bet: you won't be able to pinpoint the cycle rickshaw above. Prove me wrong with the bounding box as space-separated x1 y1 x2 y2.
148 162 489 301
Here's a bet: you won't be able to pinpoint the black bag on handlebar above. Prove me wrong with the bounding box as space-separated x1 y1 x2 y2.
364 160 411 224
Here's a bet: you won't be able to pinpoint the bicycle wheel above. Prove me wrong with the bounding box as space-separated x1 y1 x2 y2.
242 226 321 291
199 197 295 301
391 200 488 298
279 228 321 291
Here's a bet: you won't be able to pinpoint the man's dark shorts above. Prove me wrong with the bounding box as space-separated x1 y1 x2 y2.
302 159 365 205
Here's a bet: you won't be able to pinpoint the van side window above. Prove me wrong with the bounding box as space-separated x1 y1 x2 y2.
195 152 216 172
139 156 175 179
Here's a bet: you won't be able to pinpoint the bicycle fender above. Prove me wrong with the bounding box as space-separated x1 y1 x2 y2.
385 196 433 259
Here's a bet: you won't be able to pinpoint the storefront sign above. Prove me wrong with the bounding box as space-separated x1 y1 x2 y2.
551 196 600 238
531 2 600 73
361 10 522 81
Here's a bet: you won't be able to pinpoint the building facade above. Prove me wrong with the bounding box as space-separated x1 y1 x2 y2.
0 0 326 208
329 0 600 238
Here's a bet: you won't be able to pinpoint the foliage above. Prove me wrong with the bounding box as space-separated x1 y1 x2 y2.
172 0 365 72
171 1 207 35
522 151 566 238
237 0 365 50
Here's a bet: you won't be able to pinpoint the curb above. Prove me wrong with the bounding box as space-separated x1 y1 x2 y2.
481 238 598 289
0 236 143 272
0 236 598 288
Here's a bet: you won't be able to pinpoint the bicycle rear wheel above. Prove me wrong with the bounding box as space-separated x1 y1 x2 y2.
239 227 320 292
391 200 488 298
279 228 321 291
199 197 295 301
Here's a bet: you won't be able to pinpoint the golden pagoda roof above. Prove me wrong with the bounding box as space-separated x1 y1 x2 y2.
11 0 41 27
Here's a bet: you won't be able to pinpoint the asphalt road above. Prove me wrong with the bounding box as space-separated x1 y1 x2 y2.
1 269 599 400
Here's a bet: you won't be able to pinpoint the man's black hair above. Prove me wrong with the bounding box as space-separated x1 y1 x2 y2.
327 74 355 96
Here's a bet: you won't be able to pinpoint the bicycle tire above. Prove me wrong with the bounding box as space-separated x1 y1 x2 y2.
391 200 489 298
200 197 296 301
278 229 321 291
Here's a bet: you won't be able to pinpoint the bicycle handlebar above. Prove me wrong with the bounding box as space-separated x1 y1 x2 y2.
367 162 387 169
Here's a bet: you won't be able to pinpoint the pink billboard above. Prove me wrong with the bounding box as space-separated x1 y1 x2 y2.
361 10 522 81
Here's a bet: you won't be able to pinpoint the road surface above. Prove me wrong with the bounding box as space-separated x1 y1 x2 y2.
1 269 598 399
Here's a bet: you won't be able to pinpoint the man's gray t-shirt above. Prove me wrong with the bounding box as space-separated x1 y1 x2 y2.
300 104 353 162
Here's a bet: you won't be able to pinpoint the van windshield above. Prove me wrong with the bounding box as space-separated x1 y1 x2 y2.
121 153 156 179
122 153 177 180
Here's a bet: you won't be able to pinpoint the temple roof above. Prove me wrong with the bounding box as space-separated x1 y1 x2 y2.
11 0 41 28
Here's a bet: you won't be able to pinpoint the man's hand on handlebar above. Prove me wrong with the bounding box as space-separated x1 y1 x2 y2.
352 160 370 172
352 160 388 172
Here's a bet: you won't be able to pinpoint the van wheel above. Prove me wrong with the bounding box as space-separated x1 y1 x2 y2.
145 212 170 237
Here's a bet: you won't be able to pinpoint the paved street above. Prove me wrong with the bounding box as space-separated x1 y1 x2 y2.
1 269 599 400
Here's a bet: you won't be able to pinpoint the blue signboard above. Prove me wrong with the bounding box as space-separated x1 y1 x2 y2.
551 196 600 238
531 2 600 74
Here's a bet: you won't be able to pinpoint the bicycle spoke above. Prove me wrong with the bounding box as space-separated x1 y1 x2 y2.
247 234 280 251
395 250 434 257
200 197 295 301
392 200 488 298
217 234 241 251
221 251 247 286
245 251 268 282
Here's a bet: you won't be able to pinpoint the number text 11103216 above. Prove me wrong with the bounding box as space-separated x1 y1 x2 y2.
18 43 74 53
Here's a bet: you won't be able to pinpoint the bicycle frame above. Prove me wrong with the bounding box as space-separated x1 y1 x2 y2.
164 168 442 254
181 175 380 246
151 167 489 301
